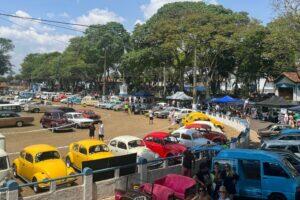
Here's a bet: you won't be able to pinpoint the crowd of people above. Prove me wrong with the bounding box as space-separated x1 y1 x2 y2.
183 150 238 200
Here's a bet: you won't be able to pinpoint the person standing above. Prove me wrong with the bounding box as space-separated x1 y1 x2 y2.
149 109 154 125
89 123 95 139
98 121 104 141
221 164 238 199
182 149 195 177
194 161 213 194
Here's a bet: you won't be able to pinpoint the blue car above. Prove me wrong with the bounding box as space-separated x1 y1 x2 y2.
213 149 300 200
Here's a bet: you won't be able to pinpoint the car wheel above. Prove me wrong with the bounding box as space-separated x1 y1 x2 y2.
75 124 80 129
33 108 40 113
51 126 56 133
12 164 18 178
66 156 72 168
268 193 286 200
32 177 41 193
16 121 23 127
40 123 45 128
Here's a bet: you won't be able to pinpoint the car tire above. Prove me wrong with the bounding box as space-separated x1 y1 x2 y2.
268 193 286 200
32 177 41 193
51 126 56 133
66 156 72 168
12 164 18 178
75 124 80 129
40 123 45 128
16 121 23 127
33 108 40 113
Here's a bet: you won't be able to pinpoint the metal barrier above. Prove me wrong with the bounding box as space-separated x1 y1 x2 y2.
0 147 221 200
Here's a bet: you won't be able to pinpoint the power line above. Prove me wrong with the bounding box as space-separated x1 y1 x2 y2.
0 12 91 28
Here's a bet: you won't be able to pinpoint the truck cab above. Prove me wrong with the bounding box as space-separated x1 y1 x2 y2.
0 134 10 186
213 149 300 200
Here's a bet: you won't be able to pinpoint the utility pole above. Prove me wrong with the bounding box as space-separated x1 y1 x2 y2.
102 48 107 97
193 47 197 108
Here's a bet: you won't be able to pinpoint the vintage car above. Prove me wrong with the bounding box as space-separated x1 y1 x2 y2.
65 112 94 128
61 96 82 105
108 135 160 165
24 101 55 113
174 108 193 122
40 110 73 132
171 128 213 148
81 96 98 106
143 132 186 162
0 111 34 127
258 124 292 139
182 112 224 128
66 139 114 171
77 109 100 122
154 107 180 119
53 93 67 102
186 121 224 133
12 144 76 193
261 140 300 158
112 102 125 111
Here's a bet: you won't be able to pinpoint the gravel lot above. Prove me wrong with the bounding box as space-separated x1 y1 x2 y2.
0 104 239 197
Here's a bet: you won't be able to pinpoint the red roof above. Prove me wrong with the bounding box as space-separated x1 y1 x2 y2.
281 72 300 83
145 132 169 139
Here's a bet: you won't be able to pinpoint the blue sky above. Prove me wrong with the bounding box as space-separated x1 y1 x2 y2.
0 0 275 72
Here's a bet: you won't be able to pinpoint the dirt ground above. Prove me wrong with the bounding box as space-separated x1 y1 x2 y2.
1 104 239 197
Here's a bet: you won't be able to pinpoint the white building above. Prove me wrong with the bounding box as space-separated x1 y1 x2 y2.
274 72 300 102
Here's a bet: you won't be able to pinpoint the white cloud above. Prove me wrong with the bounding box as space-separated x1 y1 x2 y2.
72 8 124 27
0 10 74 72
141 0 218 19
60 12 70 18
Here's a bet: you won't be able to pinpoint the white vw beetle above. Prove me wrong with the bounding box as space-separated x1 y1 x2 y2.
171 128 214 148
65 112 94 128
108 135 160 166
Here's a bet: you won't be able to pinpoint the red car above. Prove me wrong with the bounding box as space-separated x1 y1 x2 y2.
40 110 73 132
77 109 100 123
185 124 227 144
143 132 186 159
53 93 67 102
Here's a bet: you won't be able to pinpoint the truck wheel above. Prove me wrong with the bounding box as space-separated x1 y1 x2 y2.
12 164 18 178
268 193 286 200
16 121 23 127
33 108 40 113
66 156 72 167
32 177 41 193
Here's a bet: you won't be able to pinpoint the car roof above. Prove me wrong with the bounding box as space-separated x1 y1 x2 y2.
264 140 300 145
65 112 81 115
111 135 142 143
74 139 107 148
0 111 16 114
145 132 170 139
216 149 284 162
281 129 300 135
24 144 57 156
172 128 198 135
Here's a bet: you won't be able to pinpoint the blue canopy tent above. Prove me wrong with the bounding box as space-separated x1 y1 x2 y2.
132 91 153 98
210 95 243 104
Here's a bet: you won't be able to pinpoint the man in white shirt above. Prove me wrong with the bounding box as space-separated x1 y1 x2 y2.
98 121 104 140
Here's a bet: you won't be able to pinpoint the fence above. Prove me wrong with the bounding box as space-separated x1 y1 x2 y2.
0 149 220 200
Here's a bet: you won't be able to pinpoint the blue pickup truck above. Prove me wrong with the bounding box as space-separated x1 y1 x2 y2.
213 149 300 200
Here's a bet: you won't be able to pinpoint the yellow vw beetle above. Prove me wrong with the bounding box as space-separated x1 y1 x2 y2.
182 112 224 129
66 139 114 171
12 144 76 193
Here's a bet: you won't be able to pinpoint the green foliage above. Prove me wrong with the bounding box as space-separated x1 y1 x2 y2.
0 38 14 75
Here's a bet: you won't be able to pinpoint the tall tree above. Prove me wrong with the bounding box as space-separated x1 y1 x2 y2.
0 38 14 75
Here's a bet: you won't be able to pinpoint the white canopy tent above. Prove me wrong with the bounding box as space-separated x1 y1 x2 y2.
166 91 193 101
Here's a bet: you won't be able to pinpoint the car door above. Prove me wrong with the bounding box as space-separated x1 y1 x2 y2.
0 113 7 127
261 161 294 200
23 152 34 180
237 159 262 198
77 145 88 170
152 138 165 157
181 134 193 147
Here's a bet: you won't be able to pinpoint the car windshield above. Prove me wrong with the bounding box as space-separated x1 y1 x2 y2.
192 132 203 139
0 156 8 170
128 140 145 149
73 114 83 118
164 136 178 144
87 111 95 115
35 151 60 162
89 145 109 154
283 158 300 177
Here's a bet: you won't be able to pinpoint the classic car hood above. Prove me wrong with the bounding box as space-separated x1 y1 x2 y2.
128 147 156 161
71 118 94 123
89 152 114 160
35 159 68 178
164 143 186 154
194 138 214 145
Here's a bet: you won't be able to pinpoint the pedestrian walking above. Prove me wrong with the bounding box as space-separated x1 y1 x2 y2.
182 149 195 177
89 123 95 139
98 121 104 141
149 109 154 125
